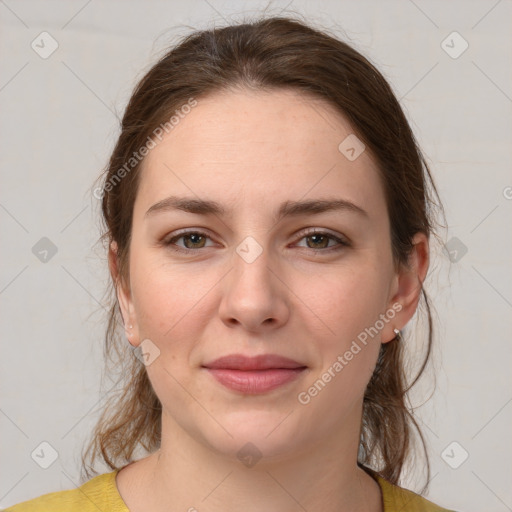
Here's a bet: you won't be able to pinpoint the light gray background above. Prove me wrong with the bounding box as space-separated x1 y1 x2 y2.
1 1 511 510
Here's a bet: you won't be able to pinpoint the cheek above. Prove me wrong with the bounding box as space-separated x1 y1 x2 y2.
294 261 390 340
297 275 383 416
122 243 212 424
130 255 219 352
294 264 388 390
129 260 212 409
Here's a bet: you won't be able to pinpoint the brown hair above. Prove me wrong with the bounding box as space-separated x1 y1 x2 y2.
82 14 445 489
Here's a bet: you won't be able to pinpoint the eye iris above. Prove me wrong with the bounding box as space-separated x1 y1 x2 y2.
307 234 329 249
184 233 206 249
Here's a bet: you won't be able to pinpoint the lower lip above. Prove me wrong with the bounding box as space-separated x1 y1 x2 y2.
205 368 306 394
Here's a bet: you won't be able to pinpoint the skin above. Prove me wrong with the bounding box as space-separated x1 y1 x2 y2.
110 89 429 512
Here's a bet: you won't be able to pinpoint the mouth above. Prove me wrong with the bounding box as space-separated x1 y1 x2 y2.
202 354 308 394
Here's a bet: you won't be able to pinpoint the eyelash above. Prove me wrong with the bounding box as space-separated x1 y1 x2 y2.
163 229 350 255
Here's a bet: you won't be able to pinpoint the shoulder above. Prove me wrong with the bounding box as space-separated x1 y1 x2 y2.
376 475 456 512
2 470 128 512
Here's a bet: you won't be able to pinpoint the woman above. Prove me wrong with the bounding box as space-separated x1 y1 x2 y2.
5 15 454 512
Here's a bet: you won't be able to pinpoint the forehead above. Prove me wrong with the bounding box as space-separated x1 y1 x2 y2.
135 89 386 219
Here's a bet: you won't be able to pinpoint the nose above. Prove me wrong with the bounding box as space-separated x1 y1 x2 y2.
218 242 290 333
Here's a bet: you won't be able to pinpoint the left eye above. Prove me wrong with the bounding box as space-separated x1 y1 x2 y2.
296 231 347 250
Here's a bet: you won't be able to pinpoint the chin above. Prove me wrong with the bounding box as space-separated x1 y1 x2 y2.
197 409 308 465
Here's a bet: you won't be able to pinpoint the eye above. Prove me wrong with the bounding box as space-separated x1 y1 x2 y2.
294 229 350 252
164 230 215 252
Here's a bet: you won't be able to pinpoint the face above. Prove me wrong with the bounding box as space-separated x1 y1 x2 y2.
113 89 427 463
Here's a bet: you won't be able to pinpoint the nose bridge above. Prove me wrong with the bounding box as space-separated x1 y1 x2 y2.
231 234 275 298
218 233 289 330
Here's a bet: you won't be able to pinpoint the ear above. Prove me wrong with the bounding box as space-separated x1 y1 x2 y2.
382 232 430 344
109 240 140 347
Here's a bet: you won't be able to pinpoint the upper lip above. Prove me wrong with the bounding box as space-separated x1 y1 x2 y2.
202 354 306 370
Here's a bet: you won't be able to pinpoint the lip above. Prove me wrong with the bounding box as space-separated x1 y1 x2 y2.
203 354 305 370
202 354 307 394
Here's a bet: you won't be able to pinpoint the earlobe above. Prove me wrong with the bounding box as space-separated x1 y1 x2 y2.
382 232 430 344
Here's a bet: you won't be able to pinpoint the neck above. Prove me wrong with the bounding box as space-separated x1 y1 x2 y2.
129 410 383 512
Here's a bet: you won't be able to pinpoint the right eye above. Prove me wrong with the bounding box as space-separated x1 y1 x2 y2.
164 230 216 253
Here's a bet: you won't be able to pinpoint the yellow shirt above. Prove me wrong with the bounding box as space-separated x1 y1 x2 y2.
3 469 454 511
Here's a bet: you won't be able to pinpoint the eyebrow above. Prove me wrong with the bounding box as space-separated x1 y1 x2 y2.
145 196 369 221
